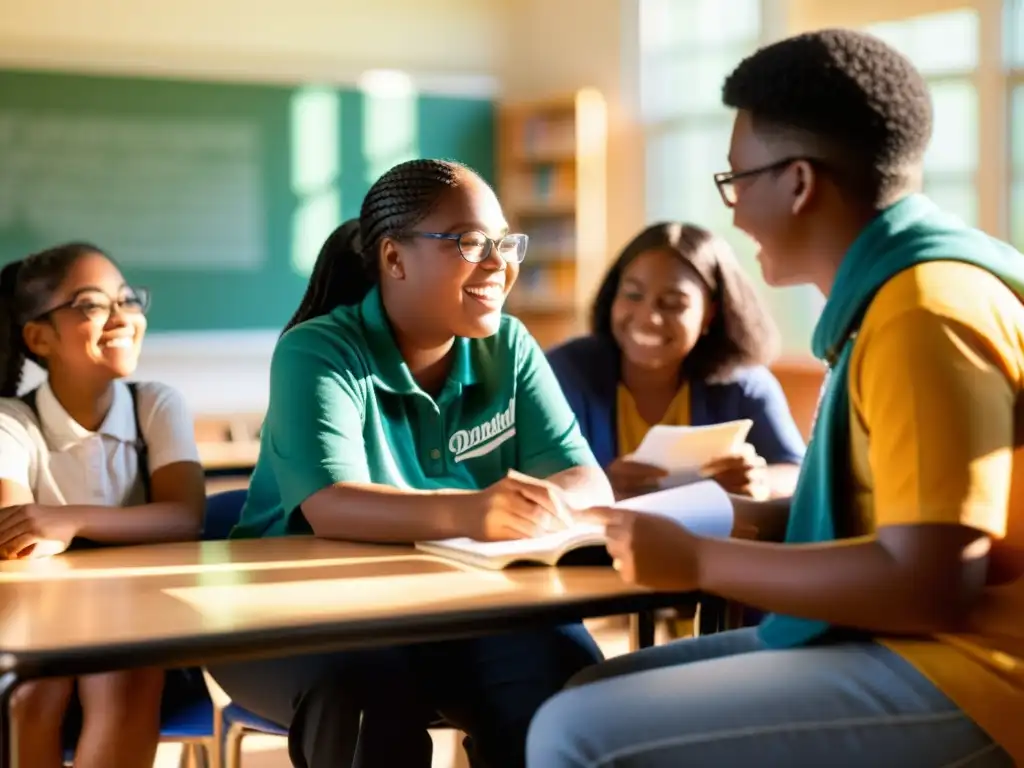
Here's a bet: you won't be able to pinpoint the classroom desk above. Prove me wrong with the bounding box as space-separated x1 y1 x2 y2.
0 537 693 768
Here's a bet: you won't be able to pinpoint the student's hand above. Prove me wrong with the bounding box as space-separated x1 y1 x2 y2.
583 507 700 592
463 471 574 541
0 504 76 559
702 443 768 500
605 458 668 500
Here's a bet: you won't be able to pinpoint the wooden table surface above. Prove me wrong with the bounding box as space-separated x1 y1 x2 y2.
0 537 688 679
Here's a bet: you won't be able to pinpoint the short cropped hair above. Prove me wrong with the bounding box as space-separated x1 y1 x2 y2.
722 28 933 204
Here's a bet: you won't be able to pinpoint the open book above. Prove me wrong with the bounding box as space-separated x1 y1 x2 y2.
627 419 754 488
415 480 734 571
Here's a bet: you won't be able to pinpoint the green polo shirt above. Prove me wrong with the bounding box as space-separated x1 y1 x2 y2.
232 286 598 538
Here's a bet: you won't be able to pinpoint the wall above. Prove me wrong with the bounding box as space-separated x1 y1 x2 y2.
0 0 501 89
0 0 502 414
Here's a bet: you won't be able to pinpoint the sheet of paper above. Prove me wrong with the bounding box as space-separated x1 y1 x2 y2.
628 420 753 473
614 480 734 538
425 524 604 560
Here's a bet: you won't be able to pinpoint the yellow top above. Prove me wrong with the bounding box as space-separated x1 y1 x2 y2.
848 261 1024 761
616 383 690 458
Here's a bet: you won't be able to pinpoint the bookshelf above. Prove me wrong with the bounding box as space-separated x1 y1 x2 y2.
498 89 608 349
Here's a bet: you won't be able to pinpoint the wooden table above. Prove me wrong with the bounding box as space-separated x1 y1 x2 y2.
197 441 260 473
0 537 691 767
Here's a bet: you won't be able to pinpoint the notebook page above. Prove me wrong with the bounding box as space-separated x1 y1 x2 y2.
422 524 605 560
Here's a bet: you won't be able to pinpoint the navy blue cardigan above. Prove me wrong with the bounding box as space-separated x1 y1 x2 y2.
547 335 806 469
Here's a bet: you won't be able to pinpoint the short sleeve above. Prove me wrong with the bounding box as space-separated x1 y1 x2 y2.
512 324 599 477
265 328 371 513
853 308 1016 537
735 367 807 465
0 406 33 488
138 383 201 472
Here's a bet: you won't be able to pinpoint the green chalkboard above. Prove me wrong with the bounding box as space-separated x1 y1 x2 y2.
0 70 495 331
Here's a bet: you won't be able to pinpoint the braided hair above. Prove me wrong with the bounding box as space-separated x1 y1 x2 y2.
283 159 468 334
0 242 106 396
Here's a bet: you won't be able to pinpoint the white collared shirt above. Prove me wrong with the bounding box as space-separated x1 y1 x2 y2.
0 380 200 506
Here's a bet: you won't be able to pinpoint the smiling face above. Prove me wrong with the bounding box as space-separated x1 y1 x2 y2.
22 252 148 383
382 171 520 340
610 248 712 372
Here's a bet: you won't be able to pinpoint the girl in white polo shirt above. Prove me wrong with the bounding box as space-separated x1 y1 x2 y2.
0 242 206 768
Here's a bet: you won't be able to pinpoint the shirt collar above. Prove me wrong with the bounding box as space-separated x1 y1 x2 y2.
36 379 137 451
355 286 480 396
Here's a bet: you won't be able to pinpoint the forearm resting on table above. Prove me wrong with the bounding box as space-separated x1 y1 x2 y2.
546 465 615 511
71 502 202 543
697 524 990 635
302 482 472 543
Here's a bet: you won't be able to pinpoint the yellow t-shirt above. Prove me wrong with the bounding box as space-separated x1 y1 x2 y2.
848 261 1024 760
616 384 690 458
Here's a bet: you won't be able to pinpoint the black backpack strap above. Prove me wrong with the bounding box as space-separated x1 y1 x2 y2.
127 382 152 503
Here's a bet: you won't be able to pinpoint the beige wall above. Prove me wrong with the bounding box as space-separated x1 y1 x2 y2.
0 0 501 89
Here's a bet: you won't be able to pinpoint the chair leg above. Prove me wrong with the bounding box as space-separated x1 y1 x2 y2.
224 723 246 768
177 743 195 768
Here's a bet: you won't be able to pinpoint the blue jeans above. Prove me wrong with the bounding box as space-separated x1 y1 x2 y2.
209 622 602 768
526 628 1011 767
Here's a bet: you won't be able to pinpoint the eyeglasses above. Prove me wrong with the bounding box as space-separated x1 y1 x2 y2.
713 157 820 208
404 231 529 264
35 287 152 324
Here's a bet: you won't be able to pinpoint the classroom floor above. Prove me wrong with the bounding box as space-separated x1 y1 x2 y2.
150 616 669 768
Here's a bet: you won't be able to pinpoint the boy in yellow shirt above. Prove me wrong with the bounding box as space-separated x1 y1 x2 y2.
527 28 1023 766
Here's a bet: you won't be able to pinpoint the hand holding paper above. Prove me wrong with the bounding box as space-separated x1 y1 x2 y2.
626 420 754 489
584 504 701 591
701 442 769 499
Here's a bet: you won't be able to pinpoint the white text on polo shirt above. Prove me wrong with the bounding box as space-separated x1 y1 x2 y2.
449 398 516 463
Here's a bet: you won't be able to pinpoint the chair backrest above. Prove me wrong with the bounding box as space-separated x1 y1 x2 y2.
202 489 248 541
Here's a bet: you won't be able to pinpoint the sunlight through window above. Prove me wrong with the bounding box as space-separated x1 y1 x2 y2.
359 70 420 184
289 87 341 275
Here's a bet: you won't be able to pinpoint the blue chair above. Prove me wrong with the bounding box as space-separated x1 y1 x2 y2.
202 489 288 768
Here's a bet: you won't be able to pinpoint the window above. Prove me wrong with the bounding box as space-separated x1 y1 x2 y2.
865 10 980 226
1010 2 1024 251
289 87 342 275
640 0 823 355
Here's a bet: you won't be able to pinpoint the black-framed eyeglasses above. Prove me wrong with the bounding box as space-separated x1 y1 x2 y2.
403 231 529 264
33 286 152 324
713 157 820 208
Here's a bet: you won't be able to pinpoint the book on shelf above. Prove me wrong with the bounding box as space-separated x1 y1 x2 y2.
415 480 734 571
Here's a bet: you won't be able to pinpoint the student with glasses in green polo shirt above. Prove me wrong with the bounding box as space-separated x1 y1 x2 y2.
208 159 613 768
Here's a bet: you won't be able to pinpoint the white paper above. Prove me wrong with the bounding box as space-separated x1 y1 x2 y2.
422 524 604 561
613 480 734 538
628 419 753 474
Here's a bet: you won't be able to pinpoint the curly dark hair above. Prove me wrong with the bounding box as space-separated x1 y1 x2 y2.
0 242 108 397
722 28 933 205
283 158 470 334
591 223 779 382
